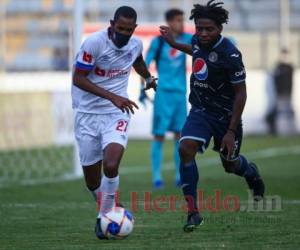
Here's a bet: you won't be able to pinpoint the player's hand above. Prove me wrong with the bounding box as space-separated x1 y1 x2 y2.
220 131 236 160
159 26 175 46
144 76 157 92
110 94 139 114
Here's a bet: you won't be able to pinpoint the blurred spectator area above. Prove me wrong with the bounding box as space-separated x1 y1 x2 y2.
1 0 300 71
3 0 73 71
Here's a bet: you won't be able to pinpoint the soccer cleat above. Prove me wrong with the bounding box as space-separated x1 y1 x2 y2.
183 212 204 233
95 218 108 240
246 163 265 201
153 180 164 189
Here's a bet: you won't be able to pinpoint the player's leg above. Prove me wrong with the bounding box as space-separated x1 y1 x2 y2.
74 112 103 201
220 155 265 201
214 124 265 201
151 135 165 188
170 92 188 187
98 143 124 215
179 138 200 212
179 138 205 232
82 161 102 201
151 90 170 189
95 113 130 240
179 108 211 232
173 132 181 186
98 112 131 215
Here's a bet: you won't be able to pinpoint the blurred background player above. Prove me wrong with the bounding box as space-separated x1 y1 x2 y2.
139 9 192 189
265 48 295 135
72 6 156 239
160 0 265 232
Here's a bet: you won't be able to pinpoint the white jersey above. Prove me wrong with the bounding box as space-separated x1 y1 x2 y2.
72 29 143 114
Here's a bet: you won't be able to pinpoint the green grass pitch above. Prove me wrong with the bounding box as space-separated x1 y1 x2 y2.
0 136 300 249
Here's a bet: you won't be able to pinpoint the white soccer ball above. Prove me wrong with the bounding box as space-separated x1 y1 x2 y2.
101 207 134 239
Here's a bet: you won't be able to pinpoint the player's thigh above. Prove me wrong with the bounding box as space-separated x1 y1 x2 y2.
170 93 187 133
152 91 172 136
180 107 212 154
101 112 130 169
74 112 103 166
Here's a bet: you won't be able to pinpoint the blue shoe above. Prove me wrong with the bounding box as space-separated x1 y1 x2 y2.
153 180 164 189
95 218 108 240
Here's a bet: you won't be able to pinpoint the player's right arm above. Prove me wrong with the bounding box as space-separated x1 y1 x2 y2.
73 38 138 114
159 25 192 55
73 69 138 114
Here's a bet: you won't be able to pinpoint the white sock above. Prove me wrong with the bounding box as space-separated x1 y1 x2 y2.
98 175 119 216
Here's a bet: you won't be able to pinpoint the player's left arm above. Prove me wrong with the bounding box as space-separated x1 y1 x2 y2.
133 54 157 91
229 83 247 130
221 83 247 159
221 50 247 159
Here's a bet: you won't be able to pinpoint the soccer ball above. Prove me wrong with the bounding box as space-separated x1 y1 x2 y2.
101 207 134 239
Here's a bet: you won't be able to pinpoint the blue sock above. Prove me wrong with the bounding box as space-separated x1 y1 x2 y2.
235 155 257 179
151 140 163 183
180 160 199 213
174 140 180 182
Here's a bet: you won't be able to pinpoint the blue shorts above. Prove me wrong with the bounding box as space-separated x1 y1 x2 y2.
180 107 243 160
152 90 187 136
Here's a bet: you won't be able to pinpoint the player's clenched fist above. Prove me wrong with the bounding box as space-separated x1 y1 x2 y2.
159 25 175 46
110 94 139 114
144 76 157 91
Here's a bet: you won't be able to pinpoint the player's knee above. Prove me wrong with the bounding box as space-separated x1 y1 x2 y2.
103 159 119 177
179 141 197 162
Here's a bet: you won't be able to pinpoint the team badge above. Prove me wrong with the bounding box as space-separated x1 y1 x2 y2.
193 58 208 80
208 51 218 62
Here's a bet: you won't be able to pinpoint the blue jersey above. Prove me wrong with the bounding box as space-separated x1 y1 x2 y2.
146 33 192 93
190 35 246 119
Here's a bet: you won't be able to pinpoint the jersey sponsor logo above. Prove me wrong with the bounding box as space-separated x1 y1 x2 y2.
193 80 208 88
95 67 128 78
234 68 245 77
83 51 92 63
107 69 128 78
193 58 208 80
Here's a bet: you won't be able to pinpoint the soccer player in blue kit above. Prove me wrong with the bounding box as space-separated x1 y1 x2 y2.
160 0 265 232
140 9 192 188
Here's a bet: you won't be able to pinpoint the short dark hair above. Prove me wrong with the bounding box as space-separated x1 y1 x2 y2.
165 8 184 21
113 6 137 22
189 0 228 26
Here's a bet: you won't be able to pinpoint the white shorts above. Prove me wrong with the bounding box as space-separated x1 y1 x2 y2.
74 111 131 166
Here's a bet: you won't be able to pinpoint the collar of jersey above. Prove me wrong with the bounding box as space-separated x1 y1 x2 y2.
212 35 224 49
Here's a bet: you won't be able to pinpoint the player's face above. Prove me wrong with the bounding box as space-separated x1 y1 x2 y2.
195 18 222 46
110 16 137 48
167 15 184 34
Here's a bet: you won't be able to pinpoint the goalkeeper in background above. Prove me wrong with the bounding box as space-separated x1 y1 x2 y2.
139 9 192 189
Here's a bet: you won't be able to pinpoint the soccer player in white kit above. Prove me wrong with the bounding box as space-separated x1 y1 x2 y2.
72 6 157 239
